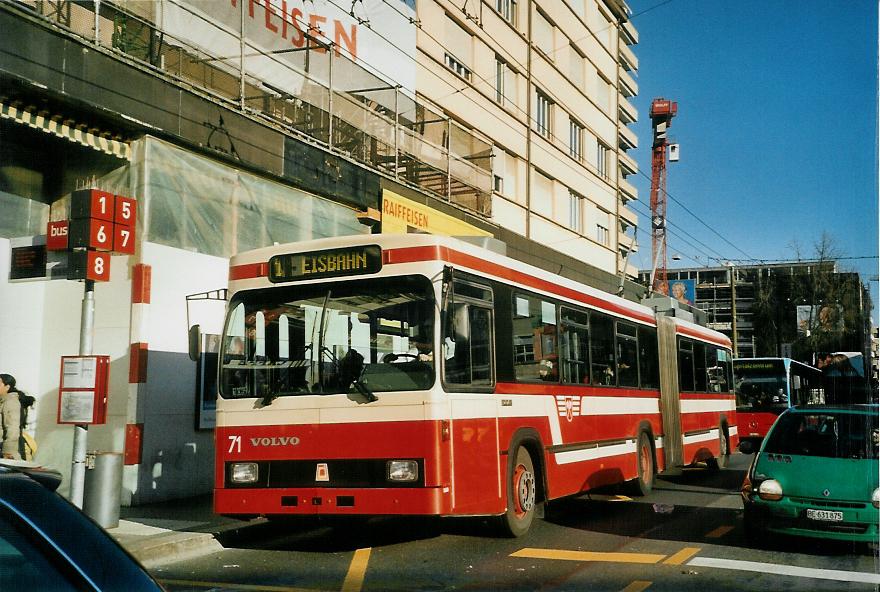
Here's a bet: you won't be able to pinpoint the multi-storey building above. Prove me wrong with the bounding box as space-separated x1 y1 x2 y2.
415 0 640 277
0 0 638 503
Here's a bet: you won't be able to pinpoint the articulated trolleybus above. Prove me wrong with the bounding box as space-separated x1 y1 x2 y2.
213 234 736 536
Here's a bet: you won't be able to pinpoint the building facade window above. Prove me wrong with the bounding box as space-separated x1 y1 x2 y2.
569 119 583 161
445 53 471 80
596 223 609 245
535 89 552 139
496 0 517 26
597 142 609 178
569 191 583 233
495 57 506 104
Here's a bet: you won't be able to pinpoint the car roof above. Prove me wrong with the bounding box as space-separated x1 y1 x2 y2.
0 460 63 490
788 404 878 414
0 462 163 591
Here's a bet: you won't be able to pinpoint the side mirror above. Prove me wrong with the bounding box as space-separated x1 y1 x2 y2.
188 325 202 361
739 440 754 455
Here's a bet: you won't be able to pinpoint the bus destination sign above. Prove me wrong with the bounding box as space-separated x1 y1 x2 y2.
269 245 382 283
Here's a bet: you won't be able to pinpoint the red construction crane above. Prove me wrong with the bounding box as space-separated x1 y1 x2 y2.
648 98 677 295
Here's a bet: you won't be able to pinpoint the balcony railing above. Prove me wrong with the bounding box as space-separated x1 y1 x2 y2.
14 0 492 216
618 96 638 125
618 122 637 151
619 150 638 176
618 66 638 98
618 39 638 72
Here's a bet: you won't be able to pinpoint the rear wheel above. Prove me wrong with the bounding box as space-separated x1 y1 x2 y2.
631 431 656 496
498 447 537 537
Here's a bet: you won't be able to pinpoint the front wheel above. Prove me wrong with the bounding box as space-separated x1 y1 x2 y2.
498 447 537 537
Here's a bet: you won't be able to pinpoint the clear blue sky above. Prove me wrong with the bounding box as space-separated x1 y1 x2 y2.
628 0 878 322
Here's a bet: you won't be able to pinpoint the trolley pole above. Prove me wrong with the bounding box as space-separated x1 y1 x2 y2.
70 280 95 508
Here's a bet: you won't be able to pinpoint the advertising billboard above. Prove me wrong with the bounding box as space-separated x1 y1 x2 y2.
796 304 844 335
667 279 696 306
160 0 417 97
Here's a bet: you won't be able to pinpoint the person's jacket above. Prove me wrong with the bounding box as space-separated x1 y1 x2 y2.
0 392 21 459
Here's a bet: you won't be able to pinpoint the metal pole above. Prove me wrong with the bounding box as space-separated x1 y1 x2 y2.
446 118 452 201
94 0 101 44
394 86 399 179
239 1 245 110
328 46 334 149
70 279 95 508
729 264 739 357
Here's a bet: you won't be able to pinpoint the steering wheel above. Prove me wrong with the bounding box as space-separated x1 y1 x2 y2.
383 352 419 363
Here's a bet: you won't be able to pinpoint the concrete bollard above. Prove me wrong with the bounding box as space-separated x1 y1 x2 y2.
83 451 123 529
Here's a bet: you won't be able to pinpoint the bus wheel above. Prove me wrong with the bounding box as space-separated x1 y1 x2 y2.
499 447 537 537
631 431 655 496
707 428 730 470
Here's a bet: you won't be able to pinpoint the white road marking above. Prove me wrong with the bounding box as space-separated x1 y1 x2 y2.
688 557 880 585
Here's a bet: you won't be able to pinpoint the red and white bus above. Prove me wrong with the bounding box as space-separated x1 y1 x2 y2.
206 234 736 536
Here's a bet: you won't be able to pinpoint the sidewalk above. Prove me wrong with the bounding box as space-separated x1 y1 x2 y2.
108 494 257 568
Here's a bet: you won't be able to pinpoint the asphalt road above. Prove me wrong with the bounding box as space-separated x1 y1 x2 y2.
152 453 880 591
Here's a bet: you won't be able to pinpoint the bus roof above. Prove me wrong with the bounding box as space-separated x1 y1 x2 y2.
228 234 731 346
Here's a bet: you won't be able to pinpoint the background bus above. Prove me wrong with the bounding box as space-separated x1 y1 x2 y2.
817 352 873 404
199 234 736 537
734 357 824 452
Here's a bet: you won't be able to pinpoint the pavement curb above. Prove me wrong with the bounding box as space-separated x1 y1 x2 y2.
126 530 224 568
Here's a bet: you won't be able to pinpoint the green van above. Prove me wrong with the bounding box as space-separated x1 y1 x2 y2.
741 405 879 545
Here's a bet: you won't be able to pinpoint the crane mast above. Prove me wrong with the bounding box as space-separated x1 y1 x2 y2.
649 98 677 295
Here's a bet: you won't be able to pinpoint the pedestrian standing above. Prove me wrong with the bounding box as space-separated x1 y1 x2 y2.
0 374 22 460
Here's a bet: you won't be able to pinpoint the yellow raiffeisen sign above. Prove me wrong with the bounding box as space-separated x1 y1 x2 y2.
381 190 490 236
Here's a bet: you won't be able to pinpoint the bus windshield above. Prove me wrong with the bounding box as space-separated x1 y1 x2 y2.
220 275 435 400
734 360 789 411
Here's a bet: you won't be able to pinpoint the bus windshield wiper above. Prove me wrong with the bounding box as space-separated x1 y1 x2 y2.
337 348 377 403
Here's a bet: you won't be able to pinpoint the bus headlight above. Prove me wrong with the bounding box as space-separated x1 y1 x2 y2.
872 488 879 509
230 462 259 484
758 479 783 501
387 460 418 482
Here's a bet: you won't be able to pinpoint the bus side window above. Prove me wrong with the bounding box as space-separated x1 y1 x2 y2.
678 339 695 392
444 279 495 388
615 322 638 388
638 326 659 389
589 313 615 386
694 342 707 392
512 294 558 382
444 303 495 386
560 307 589 385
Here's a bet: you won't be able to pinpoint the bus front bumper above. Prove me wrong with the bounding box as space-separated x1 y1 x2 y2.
215 487 449 517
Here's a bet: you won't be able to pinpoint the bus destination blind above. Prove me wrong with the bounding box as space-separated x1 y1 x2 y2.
268 245 382 282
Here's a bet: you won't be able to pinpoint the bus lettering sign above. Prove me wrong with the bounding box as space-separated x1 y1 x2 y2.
250 436 301 447
269 245 381 282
